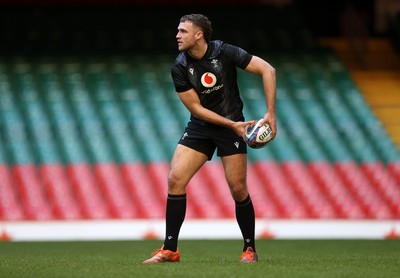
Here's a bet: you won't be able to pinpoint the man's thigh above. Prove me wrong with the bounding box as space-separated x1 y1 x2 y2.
168 144 209 194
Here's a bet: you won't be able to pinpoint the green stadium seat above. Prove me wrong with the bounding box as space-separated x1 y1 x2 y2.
80 121 116 163
58 135 88 163
270 129 302 162
104 121 142 163
33 140 61 164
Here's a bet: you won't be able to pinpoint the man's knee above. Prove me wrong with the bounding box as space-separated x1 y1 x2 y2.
229 182 248 202
167 170 187 194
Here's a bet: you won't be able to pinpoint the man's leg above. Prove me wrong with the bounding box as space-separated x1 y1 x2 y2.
221 154 258 262
164 144 208 251
143 144 208 264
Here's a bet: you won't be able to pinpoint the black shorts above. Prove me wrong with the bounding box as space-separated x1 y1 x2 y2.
178 121 247 160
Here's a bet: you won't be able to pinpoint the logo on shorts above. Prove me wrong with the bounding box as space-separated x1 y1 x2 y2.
234 142 240 149
201 72 217 88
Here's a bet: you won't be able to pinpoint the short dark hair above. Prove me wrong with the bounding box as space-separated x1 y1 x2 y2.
180 14 213 42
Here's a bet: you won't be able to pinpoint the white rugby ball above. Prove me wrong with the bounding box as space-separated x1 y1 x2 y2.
244 119 273 149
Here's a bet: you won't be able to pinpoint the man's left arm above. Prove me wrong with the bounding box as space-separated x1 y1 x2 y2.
244 56 277 139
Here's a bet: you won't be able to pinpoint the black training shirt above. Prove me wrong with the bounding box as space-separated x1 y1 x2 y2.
171 40 253 126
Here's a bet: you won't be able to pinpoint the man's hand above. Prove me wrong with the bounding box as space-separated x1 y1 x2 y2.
261 112 277 140
231 120 256 139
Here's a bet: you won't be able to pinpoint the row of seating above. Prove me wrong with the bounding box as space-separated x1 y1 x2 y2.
1 160 399 220
2 50 398 164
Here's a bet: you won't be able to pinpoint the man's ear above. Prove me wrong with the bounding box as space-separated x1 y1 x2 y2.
195 31 204 40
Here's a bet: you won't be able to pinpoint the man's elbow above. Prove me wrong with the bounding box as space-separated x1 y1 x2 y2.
265 63 276 79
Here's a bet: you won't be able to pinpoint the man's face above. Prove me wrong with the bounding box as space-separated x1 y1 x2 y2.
176 21 201 51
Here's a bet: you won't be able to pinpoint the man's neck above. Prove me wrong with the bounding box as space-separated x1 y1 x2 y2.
187 41 208 60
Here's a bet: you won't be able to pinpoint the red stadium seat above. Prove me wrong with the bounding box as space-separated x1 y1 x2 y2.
202 162 235 218
308 162 366 219
247 163 281 219
94 163 138 219
253 161 309 219
185 166 226 219
335 162 394 219
0 164 25 220
66 163 110 219
281 161 338 219
39 164 82 220
12 164 53 220
120 163 165 219
388 161 400 184
361 162 400 217
146 162 169 204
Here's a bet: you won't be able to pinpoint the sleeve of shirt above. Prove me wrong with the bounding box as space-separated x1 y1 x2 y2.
222 43 253 69
171 63 192 93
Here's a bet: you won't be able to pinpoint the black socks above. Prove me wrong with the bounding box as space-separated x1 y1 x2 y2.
163 193 255 253
235 195 256 252
163 194 187 252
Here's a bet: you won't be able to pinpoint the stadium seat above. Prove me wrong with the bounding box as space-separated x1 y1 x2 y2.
105 122 142 163
308 162 366 219
120 163 164 219
12 164 53 220
202 162 236 218
186 167 226 219
39 164 82 219
94 163 138 218
0 164 25 220
388 161 400 184
361 162 400 217
80 120 116 162
146 162 169 205
335 162 394 219
121 96 169 163
247 163 281 219
281 161 338 219
66 164 110 219
253 161 309 218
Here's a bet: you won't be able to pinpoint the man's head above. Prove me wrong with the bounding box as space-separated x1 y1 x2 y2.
180 14 212 42
176 14 212 52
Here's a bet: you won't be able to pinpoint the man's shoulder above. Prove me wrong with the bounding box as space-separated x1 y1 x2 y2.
209 40 224 58
173 52 188 67
209 40 244 59
210 40 224 48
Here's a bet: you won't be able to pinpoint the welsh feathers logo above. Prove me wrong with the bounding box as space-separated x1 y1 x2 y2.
201 72 217 88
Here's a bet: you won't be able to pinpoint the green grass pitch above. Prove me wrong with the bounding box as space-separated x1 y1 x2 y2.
1 240 399 278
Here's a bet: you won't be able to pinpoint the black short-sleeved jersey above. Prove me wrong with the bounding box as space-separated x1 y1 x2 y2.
171 40 253 126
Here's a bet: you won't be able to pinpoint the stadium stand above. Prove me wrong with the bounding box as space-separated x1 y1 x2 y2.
0 4 399 222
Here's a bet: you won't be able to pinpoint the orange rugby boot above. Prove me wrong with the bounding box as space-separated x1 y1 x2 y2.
142 245 180 264
240 247 258 263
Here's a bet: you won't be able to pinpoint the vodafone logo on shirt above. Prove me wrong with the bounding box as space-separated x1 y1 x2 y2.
201 72 217 88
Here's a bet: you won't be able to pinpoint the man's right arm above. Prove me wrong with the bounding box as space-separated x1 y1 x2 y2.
177 89 253 137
